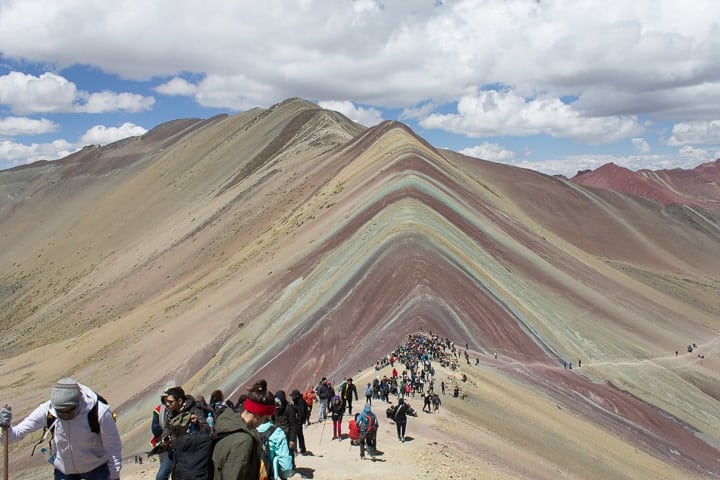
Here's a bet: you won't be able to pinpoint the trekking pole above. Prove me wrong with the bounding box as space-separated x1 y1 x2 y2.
2 425 7 480
318 418 326 445
2 405 9 480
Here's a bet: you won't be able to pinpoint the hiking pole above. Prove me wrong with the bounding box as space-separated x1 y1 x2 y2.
2 406 8 480
2 425 7 480
318 418 326 445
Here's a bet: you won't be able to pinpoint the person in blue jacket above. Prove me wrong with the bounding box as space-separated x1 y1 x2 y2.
257 418 294 479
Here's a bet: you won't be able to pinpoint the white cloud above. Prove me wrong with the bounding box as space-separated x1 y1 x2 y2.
631 138 650 153
0 71 154 114
666 120 720 146
318 100 383 127
0 139 75 167
0 116 58 136
79 122 147 146
460 142 516 162
421 90 643 144
155 77 197 96
517 151 714 179
0 0 717 118
0 72 78 114
77 92 155 114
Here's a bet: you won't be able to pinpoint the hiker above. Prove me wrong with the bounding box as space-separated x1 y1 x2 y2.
289 389 308 455
422 393 432 413
150 386 172 480
257 416 294 479
209 389 228 417
432 393 441 412
302 387 316 426
152 386 186 479
273 390 299 463
330 395 344 440
212 379 275 480
364 382 373 405
356 404 379 460
440 381 445 395
394 398 416 442
166 389 214 479
315 378 331 422
453 385 459 398
348 413 361 445
0 378 122 480
340 377 359 415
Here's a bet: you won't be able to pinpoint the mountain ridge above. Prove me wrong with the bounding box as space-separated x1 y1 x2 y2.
1 98 719 478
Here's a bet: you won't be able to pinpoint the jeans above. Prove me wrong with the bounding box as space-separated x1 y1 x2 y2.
317 398 329 420
54 463 109 480
156 452 174 480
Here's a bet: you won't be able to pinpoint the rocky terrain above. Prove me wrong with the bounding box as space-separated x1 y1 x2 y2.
1 98 719 478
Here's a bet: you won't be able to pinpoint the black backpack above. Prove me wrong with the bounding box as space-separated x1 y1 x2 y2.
260 425 278 480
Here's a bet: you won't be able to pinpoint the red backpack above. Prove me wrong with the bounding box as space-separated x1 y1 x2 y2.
348 419 360 441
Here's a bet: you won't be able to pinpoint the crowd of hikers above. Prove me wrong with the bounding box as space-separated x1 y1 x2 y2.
0 330 469 480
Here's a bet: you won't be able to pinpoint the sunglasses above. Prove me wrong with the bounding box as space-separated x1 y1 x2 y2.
55 405 79 420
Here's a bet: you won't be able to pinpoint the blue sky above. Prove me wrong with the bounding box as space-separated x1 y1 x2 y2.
1 1 719 177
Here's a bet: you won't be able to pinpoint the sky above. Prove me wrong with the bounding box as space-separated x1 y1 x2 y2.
1 0 720 177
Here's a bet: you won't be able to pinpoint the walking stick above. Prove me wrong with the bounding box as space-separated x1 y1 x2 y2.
318 418 326 445
2 426 7 480
2 404 11 480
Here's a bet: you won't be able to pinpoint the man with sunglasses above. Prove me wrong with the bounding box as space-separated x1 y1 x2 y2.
0 378 122 480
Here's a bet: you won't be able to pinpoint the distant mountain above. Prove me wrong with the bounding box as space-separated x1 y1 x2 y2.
1 98 719 478
571 160 720 209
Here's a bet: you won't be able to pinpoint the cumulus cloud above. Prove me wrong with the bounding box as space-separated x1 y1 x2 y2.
155 77 197 96
0 116 58 136
318 100 383 126
0 139 75 167
0 0 716 117
0 71 154 114
460 142 516 162
421 90 643 144
79 122 147 146
631 138 650 153
666 120 720 146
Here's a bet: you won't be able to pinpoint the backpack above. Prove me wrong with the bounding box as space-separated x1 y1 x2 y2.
358 413 376 434
348 419 360 442
365 385 372 397
259 425 278 480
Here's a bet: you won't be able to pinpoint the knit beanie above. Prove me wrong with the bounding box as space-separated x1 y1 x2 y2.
51 378 82 410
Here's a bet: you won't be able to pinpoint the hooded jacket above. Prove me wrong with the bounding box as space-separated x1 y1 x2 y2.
356 404 379 432
273 390 298 444
212 408 261 480
5 383 122 479
257 420 294 480
167 395 213 479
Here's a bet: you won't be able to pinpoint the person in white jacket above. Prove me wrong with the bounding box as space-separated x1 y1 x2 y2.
0 378 122 480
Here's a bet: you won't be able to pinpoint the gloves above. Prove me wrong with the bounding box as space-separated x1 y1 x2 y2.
0 405 12 427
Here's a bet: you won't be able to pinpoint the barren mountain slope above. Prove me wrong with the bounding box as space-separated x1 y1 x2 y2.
1 99 719 478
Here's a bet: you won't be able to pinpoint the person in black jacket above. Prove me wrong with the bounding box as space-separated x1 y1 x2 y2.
289 389 308 455
273 390 299 463
393 398 416 442
340 378 359 415
166 392 214 479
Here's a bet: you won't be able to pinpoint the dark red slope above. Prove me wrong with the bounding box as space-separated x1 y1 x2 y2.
572 160 720 209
